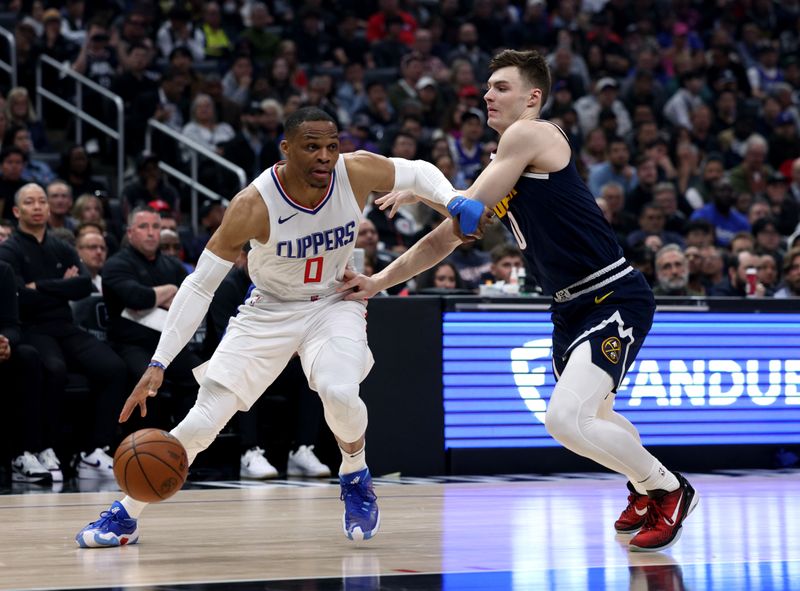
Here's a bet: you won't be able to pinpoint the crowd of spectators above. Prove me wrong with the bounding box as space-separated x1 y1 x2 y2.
1 0 800 482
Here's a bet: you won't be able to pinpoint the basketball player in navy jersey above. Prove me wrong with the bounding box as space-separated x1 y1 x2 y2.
340 49 698 552
75 106 487 548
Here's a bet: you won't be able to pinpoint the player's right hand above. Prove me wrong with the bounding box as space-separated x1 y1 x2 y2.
119 366 164 423
338 267 381 300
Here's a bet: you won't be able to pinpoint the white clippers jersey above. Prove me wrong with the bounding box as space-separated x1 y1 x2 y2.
248 157 362 300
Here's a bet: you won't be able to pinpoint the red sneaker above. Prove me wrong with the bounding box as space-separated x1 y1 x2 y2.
615 481 649 534
629 472 699 552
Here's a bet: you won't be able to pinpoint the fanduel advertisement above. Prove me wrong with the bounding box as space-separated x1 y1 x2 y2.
443 312 800 449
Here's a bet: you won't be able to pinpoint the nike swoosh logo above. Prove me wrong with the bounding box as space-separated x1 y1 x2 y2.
278 213 299 224
594 291 614 304
664 491 683 526
82 459 102 468
634 506 648 516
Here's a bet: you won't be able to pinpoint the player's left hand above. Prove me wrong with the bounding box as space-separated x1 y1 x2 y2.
338 267 382 301
374 190 419 218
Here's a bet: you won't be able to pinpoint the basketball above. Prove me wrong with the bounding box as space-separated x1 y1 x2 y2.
113 429 189 503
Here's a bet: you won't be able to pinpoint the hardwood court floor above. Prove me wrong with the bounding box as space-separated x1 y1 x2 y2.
1 471 799 590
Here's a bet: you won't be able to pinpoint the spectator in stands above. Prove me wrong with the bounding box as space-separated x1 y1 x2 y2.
652 244 702 296
5 87 49 152
764 172 799 236
181 94 236 156
575 77 632 138
111 42 159 111
700 245 725 289
188 199 226 263
628 203 685 251
156 7 205 62
767 112 799 171
201 1 233 61
60 0 86 45
221 55 254 108
446 22 491 83
237 2 280 66
1 258 59 484
128 67 190 159
690 177 750 247
599 181 638 239
366 0 417 46
775 248 800 298
122 152 180 213
685 153 726 210
46 180 77 232
757 253 779 296
752 217 786 265
626 155 659 216
710 250 765 297
40 8 79 103
0 147 28 221
102 206 201 429
354 217 405 295
480 244 525 285
72 193 119 254
414 261 467 292
684 245 707 295
5 126 55 186
730 231 756 255
729 135 774 197
75 225 107 293
71 19 117 95
113 11 155 73
0 220 12 243
159 229 193 274
56 145 105 199
0 183 126 479
219 102 281 180
448 108 485 183
589 137 636 196
289 7 333 65
663 70 705 131
684 219 716 250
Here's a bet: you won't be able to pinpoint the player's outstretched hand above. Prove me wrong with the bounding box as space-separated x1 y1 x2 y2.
119 366 164 423
374 190 420 218
338 267 382 301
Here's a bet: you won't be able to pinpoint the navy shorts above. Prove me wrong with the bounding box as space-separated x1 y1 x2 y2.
551 270 655 389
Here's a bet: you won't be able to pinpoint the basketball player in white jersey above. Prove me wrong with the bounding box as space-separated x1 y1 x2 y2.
76 107 488 548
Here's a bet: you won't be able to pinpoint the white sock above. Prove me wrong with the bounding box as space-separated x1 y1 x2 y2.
120 496 148 519
637 460 679 494
339 444 366 475
631 481 648 495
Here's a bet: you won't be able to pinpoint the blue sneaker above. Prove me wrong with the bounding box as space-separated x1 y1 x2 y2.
340 467 380 541
75 501 139 548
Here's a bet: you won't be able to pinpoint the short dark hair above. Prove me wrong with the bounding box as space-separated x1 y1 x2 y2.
283 107 337 138
127 205 160 227
490 243 523 263
489 49 552 106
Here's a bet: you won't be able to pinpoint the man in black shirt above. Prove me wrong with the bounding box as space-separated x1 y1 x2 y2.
0 260 55 483
0 183 126 479
102 206 203 427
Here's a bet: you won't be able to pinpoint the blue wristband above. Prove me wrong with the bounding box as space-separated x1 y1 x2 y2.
446 196 484 235
148 360 167 370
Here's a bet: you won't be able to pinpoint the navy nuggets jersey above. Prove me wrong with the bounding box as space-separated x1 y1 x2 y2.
494 122 624 296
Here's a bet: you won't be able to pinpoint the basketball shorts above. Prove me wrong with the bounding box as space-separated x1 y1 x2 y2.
195 291 374 410
551 270 655 389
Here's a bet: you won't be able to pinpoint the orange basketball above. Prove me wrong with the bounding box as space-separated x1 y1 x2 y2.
113 429 189 502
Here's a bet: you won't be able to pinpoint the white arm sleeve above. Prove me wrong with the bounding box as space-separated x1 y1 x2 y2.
151 249 234 367
390 157 459 208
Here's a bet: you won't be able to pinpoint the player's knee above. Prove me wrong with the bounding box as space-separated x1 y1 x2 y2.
318 382 367 443
544 386 581 445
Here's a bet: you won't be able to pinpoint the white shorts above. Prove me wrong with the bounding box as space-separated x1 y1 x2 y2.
194 292 373 410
